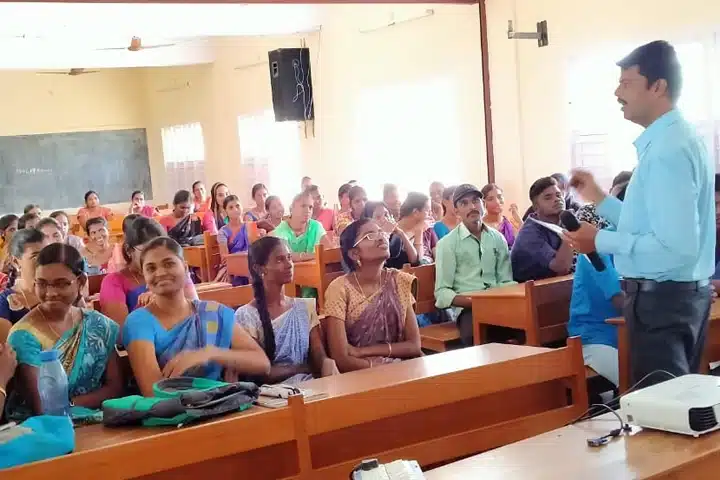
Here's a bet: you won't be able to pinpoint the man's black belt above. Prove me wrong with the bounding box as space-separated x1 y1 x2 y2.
621 278 710 293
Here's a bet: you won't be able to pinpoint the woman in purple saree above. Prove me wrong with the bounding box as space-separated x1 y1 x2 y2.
323 218 422 372
215 195 250 285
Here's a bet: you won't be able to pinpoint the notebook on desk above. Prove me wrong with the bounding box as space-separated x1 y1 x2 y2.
255 383 327 408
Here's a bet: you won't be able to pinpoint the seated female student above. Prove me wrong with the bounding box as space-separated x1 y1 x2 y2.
23 204 42 217
0 214 19 267
433 186 459 240
235 237 338 385
335 185 367 236
0 343 16 416
81 217 115 275
100 216 197 327
0 229 47 343
18 213 40 230
216 195 250 285
363 202 418 269
263 195 285 231
481 183 522 248
272 192 332 297
122 237 270 397
307 185 335 232
323 218 422 372
191 180 211 213
159 190 217 246
36 218 65 245
208 182 230 231
243 183 268 222
129 190 159 218
107 214 141 273
77 190 115 230
391 192 437 266
49 210 85 251
7 243 122 421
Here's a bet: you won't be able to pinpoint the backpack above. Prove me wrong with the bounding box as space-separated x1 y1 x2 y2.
102 378 259 428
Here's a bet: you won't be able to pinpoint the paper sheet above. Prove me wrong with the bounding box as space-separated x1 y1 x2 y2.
528 217 565 236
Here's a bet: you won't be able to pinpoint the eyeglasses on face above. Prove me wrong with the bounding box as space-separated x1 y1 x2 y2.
353 230 389 247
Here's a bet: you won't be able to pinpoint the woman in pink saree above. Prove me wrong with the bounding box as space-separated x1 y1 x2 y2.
323 218 422 372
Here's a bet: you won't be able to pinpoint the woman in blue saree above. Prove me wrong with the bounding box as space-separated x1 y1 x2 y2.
122 237 270 397
235 236 337 385
99 216 197 329
215 195 250 285
7 243 122 421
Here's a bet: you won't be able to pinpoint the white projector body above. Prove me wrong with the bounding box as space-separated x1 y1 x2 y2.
620 374 720 437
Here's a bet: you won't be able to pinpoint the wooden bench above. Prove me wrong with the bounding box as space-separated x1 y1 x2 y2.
87 273 106 296
469 275 573 346
183 245 209 283
294 338 588 479
197 285 254 308
288 245 343 309
4 405 306 480
402 263 461 352
203 231 221 281
608 301 720 393
425 412 720 479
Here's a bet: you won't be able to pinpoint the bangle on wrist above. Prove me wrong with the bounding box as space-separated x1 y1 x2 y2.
387 342 392 357
0 386 6 399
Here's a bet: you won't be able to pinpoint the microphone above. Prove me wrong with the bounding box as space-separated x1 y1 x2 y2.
560 210 606 272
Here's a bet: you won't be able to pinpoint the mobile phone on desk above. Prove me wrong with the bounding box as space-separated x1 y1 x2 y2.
351 459 425 480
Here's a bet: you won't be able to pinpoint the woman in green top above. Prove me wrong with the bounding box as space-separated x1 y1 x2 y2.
272 192 332 297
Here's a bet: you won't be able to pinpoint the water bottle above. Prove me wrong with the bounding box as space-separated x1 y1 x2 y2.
38 349 70 417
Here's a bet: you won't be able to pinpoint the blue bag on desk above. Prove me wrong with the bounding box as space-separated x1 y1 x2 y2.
0 415 75 468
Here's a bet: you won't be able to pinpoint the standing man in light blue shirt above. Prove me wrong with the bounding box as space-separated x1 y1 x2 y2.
565 40 715 386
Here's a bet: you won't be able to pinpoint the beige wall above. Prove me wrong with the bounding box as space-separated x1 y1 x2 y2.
142 4 485 206
485 0 720 209
0 69 144 137
0 69 146 212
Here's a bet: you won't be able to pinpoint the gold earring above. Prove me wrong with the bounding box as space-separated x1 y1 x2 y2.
356 260 362 268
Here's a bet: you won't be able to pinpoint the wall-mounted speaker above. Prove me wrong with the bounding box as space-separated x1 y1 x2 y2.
268 48 314 122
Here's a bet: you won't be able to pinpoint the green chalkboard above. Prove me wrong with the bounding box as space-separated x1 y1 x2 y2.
0 128 152 213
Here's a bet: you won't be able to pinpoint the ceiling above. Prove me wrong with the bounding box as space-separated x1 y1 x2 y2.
0 3 320 70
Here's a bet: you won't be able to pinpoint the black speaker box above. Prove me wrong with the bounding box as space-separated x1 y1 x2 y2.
268 48 314 122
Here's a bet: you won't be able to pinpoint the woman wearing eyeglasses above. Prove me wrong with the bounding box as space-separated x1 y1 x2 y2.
322 218 422 372
7 244 122 421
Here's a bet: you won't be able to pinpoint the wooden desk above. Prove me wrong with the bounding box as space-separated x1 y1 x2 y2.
183 245 208 283
469 275 573 346
294 340 588 479
426 413 720 479
226 252 249 278
5 406 303 480
608 301 720 393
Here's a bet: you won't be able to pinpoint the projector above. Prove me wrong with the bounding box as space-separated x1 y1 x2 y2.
620 374 720 437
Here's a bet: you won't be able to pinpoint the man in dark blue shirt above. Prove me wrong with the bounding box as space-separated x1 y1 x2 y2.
511 177 574 283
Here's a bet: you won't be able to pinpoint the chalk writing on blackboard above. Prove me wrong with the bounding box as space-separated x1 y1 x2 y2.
16 168 53 175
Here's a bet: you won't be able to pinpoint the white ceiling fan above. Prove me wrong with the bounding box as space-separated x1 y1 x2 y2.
36 68 100 76
98 36 176 52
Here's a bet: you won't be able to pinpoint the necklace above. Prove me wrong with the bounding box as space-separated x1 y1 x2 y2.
128 269 143 285
352 271 383 302
38 307 76 339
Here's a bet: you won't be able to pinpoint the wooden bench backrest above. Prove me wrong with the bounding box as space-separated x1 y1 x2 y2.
316 244 343 311
197 285 254 308
524 275 573 345
6 407 304 480
107 215 125 233
203 232 221 280
87 273 106 296
402 263 436 314
296 338 587 478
